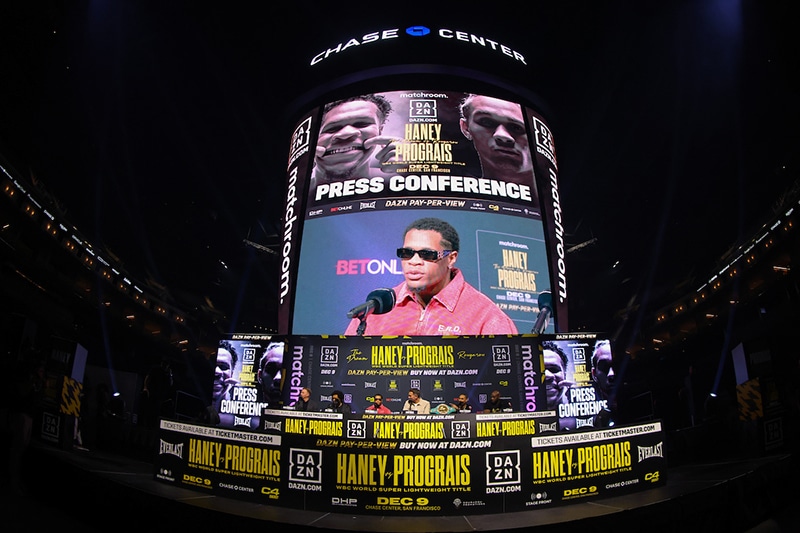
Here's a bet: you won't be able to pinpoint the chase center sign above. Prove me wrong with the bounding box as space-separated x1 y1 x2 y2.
309 26 528 67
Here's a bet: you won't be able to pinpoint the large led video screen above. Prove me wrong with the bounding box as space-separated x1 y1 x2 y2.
280 89 566 335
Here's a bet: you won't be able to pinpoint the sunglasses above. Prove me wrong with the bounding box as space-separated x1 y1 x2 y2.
396 248 453 261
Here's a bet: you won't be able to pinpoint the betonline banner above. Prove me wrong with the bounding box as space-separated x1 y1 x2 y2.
279 89 566 335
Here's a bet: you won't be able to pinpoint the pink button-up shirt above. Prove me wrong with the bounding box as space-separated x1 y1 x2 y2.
345 268 518 335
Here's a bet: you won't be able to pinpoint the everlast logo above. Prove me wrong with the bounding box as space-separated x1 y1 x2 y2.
539 421 558 432
264 420 282 432
159 440 184 458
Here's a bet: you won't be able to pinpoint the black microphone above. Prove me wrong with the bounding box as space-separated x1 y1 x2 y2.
532 290 552 334
347 288 396 320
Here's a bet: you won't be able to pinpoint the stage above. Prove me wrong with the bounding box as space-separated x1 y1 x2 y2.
10 437 796 532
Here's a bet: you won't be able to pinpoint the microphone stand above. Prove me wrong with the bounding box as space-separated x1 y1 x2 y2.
356 316 367 336
531 291 553 334
347 288 396 336
531 306 551 334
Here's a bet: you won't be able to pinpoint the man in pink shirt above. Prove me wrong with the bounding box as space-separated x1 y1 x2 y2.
364 393 392 414
345 217 518 336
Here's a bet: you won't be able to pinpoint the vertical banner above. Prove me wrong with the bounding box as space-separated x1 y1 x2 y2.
540 334 617 430
279 113 315 334
212 334 284 429
525 108 568 331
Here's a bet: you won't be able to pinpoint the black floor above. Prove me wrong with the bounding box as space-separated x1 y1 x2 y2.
0 434 797 533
